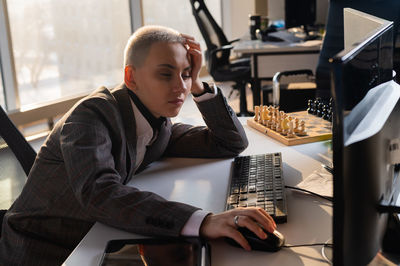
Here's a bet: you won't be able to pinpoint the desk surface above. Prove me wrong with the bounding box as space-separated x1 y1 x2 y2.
63 117 333 266
233 39 322 54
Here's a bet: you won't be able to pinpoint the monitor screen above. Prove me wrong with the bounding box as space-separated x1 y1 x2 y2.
284 0 316 29
330 8 400 265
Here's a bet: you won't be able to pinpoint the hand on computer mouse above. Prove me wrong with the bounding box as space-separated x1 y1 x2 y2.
199 207 276 251
225 227 285 252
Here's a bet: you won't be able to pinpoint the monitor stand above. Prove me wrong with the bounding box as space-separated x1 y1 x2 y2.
382 213 400 254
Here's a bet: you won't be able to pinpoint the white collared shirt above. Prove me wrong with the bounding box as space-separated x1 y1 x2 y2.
129 87 217 236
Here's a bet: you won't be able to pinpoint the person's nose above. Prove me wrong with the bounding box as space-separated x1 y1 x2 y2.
172 75 188 93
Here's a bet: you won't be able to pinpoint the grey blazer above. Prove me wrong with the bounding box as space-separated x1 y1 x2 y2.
0 84 248 266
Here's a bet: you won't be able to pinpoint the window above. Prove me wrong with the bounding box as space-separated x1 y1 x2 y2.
142 0 221 53
7 0 131 107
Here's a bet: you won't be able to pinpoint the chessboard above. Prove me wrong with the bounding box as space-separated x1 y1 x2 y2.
247 107 332 146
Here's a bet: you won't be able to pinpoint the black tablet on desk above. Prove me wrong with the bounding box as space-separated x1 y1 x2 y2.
99 237 210 266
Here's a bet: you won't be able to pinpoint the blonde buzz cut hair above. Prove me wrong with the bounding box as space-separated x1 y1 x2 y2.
123 25 185 68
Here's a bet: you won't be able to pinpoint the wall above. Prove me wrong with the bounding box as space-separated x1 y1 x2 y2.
222 0 329 40
222 0 255 40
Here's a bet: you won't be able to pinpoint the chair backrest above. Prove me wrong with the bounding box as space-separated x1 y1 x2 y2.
0 105 36 237
189 0 230 66
0 106 36 176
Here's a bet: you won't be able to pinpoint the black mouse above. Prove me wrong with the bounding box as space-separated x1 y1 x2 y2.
225 227 285 252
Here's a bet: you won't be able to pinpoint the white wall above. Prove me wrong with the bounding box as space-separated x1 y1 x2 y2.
222 0 329 40
222 0 255 40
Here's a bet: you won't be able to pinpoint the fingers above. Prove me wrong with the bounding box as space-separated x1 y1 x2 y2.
234 207 276 232
258 208 277 229
234 215 267 240
226 227 251 251
199 207 277 252
180 34 202 84
185 38 201 50
180 33 195 40
180 33 200 51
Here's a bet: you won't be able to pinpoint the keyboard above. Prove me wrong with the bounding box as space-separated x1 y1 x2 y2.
225 153 288 223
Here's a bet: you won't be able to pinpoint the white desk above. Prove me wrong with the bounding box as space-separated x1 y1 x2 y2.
233 39 322 106
63 117 333 266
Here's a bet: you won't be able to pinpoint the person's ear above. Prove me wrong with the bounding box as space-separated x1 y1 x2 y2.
124 65 137 91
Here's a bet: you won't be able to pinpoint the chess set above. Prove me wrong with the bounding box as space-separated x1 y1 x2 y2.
247 98 333 146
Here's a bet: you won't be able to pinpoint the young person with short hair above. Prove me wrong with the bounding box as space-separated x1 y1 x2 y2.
0 25 276 265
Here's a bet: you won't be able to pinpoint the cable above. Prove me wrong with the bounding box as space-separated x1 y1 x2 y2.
284 242 333 265
283 243 333 248
285 185 333 202
377 204 400 214
321 238 333 264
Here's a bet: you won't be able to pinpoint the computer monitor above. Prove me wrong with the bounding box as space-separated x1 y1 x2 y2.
330 9 400 265
284 0 316 31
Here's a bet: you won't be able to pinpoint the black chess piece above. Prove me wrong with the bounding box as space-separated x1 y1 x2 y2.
321 104 327 120
317 102 324 117
327 98 333 121
313 99 320 115
307 99 314 114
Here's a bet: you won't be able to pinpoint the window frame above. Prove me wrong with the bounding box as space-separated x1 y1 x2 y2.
0 0 142 127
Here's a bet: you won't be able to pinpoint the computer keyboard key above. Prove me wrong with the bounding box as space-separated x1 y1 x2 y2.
240 185 248 194
228 195 239 204
239 195 248 201
231 186 240 194
226 153 287 223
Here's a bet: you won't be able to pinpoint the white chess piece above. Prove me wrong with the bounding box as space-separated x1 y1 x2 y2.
294 118 299 133
287 120 295 138
281 116 289 135
296 120 307 136
254 106 260 122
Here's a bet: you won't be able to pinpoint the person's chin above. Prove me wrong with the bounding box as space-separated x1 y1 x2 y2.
164 107 182 118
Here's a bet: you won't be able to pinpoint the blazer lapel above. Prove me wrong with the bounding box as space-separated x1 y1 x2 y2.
136 119 172 173
112 84 137 182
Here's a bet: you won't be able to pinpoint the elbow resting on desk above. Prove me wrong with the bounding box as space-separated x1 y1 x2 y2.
217 131 249 157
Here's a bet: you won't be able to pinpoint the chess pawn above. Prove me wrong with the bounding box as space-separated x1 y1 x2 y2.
261 106 267 125
296 120 307 136
287 120 296 138
269 106 275 115
279 111 285 121
270 116 276 130
293 118 300 133
276 120 282 133
254 106 260 122
275 106 280 118
264 107 272 126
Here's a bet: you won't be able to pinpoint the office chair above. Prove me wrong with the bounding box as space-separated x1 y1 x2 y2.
0 105 37 237
269 69 317 112
189 0 253 116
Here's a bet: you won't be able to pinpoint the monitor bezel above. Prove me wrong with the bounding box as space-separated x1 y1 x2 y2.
330 10 395 265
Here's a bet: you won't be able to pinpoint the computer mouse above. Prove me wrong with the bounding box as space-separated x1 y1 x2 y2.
225 227 285 252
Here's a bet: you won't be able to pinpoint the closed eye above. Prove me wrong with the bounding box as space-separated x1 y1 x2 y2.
160 73 172 77
182 71 191 80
